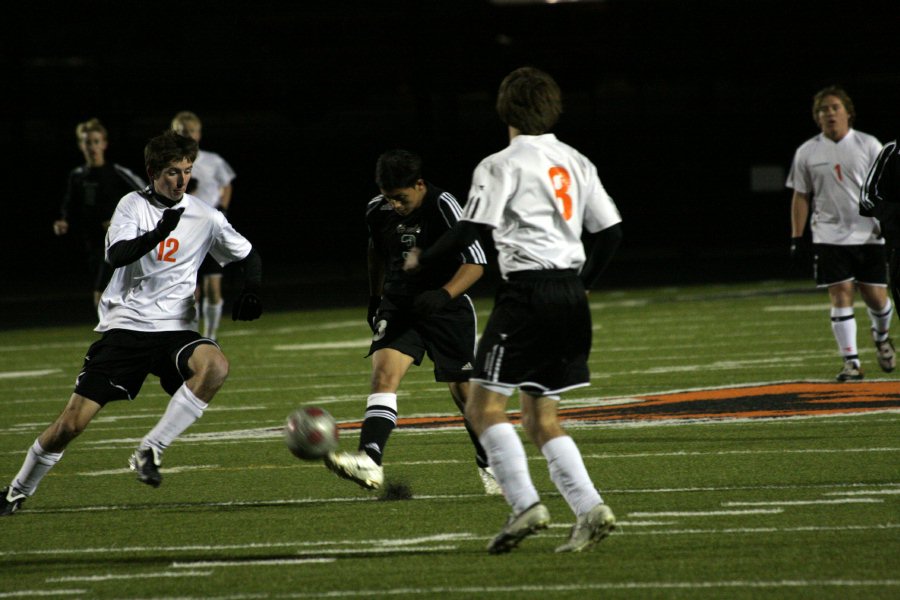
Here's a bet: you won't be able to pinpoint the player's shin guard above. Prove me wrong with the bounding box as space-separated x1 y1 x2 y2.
868 299 893 341
140 384 208 453
542 435 603 517
831 307 858 364
11 439 64 496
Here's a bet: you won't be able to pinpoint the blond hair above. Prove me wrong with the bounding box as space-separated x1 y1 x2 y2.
171 111 201 134
76 118 108 141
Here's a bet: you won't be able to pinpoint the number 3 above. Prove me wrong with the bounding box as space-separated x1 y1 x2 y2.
549 166 573 220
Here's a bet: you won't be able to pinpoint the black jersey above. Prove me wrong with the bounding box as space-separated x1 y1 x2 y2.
366 182 487 297
61 162 145 244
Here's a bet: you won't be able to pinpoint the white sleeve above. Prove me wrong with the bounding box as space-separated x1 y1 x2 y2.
463 158 513 228
785 147 810 193
104 196 142 252
208 211 252 266
582 163 622 233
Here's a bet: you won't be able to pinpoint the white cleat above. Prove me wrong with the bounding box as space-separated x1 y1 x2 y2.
324 451 384 490
555 503 617 553
487 502 550 554
478 466 503 496
873 334 896 373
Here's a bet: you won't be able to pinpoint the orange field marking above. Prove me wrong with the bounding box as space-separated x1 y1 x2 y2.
335 381 900 430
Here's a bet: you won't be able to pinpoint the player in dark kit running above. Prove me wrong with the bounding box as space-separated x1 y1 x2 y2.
324 149 500 495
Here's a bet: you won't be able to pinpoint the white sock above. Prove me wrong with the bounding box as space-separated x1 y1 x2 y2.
140 384 208 453
542 435 603 517
868 299 893 342
202 299 224 339
11 439 64 496
830 306 858 365
479 423 540 514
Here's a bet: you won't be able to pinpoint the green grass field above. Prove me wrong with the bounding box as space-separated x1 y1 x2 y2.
1 280 898 599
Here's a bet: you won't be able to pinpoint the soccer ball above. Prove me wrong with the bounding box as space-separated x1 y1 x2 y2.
284 406 339 460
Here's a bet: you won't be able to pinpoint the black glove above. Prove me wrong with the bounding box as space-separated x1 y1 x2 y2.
232 288 262 321
155 207 184 238
367 296 381 331
413 289 451 318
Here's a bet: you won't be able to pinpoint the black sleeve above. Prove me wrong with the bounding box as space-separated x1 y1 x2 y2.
579 223 623 290
233 247 262 291
419 220 484 266
106 230 165 268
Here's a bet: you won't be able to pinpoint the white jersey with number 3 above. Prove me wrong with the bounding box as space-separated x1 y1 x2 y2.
786 129 883 245
463 133 621 278
98 192 252 332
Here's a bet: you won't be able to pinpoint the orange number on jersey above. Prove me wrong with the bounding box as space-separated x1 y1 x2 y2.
156 238 179 262
549 166 573 220
834 164 843 181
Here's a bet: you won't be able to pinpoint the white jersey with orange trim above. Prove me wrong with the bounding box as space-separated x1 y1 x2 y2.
786 129 883 245
97 191 252 332
190 149 235 208
462 133 621 278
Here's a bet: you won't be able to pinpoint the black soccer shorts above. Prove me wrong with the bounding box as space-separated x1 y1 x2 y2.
368 294 477 382
73 329 218 405
813 243 888 287
472 270 592 397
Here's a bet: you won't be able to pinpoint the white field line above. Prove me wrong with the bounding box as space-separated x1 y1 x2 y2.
764 301 867 312
0 533 477 558
0 369 61 379
628 509 783 517
625 523 900 536
722 499 883 506
0 590 86 598
172 558 335 568
47 571 213 582
107 579 900 598
274 340 371 351
825 489 900 496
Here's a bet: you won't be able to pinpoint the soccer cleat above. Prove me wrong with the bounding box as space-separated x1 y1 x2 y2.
873 334 896 373
478 466 503 496
835 360 864 382
129 447 162 488
0 486 26 516
555 503 617 553
324 451 384 490
487 502 550 554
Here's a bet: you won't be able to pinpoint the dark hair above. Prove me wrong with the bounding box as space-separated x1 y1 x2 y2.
144 130 199 177
496 67 562 135
812 85 856 126
375 149 423 190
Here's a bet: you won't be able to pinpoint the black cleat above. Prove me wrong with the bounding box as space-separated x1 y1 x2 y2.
129 447 162 487
0 486 26 516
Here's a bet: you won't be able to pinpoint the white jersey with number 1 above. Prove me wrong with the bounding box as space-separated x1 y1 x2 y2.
462 133 621 279
786 128 883 245
98 191 252 333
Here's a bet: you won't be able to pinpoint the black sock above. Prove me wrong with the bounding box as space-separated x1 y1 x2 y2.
358 406 397 466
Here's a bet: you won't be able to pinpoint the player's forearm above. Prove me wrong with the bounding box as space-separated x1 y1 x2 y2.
106 230 166 267
367 245 385 296
790 192 810 237
442 263 484 298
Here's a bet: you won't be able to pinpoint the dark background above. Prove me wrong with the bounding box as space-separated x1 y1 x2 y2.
4 0 898 328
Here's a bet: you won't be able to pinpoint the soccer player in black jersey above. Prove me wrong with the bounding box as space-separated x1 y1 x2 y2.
52 118 145 307
324 149 500 495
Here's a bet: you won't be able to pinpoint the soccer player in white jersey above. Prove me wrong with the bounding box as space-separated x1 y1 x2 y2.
0 130 262 516
405 67 623 553
787 86 894 381
172 111 237 341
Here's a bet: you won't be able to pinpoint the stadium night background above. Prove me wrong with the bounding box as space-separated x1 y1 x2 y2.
3 0 898 324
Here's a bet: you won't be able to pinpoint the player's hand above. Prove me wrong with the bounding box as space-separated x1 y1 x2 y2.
403 247 422 272
413 288 451 318
53 220 69 236
367 296 381 331
155 207 184 238
789 236 809 261
232 290 262 321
